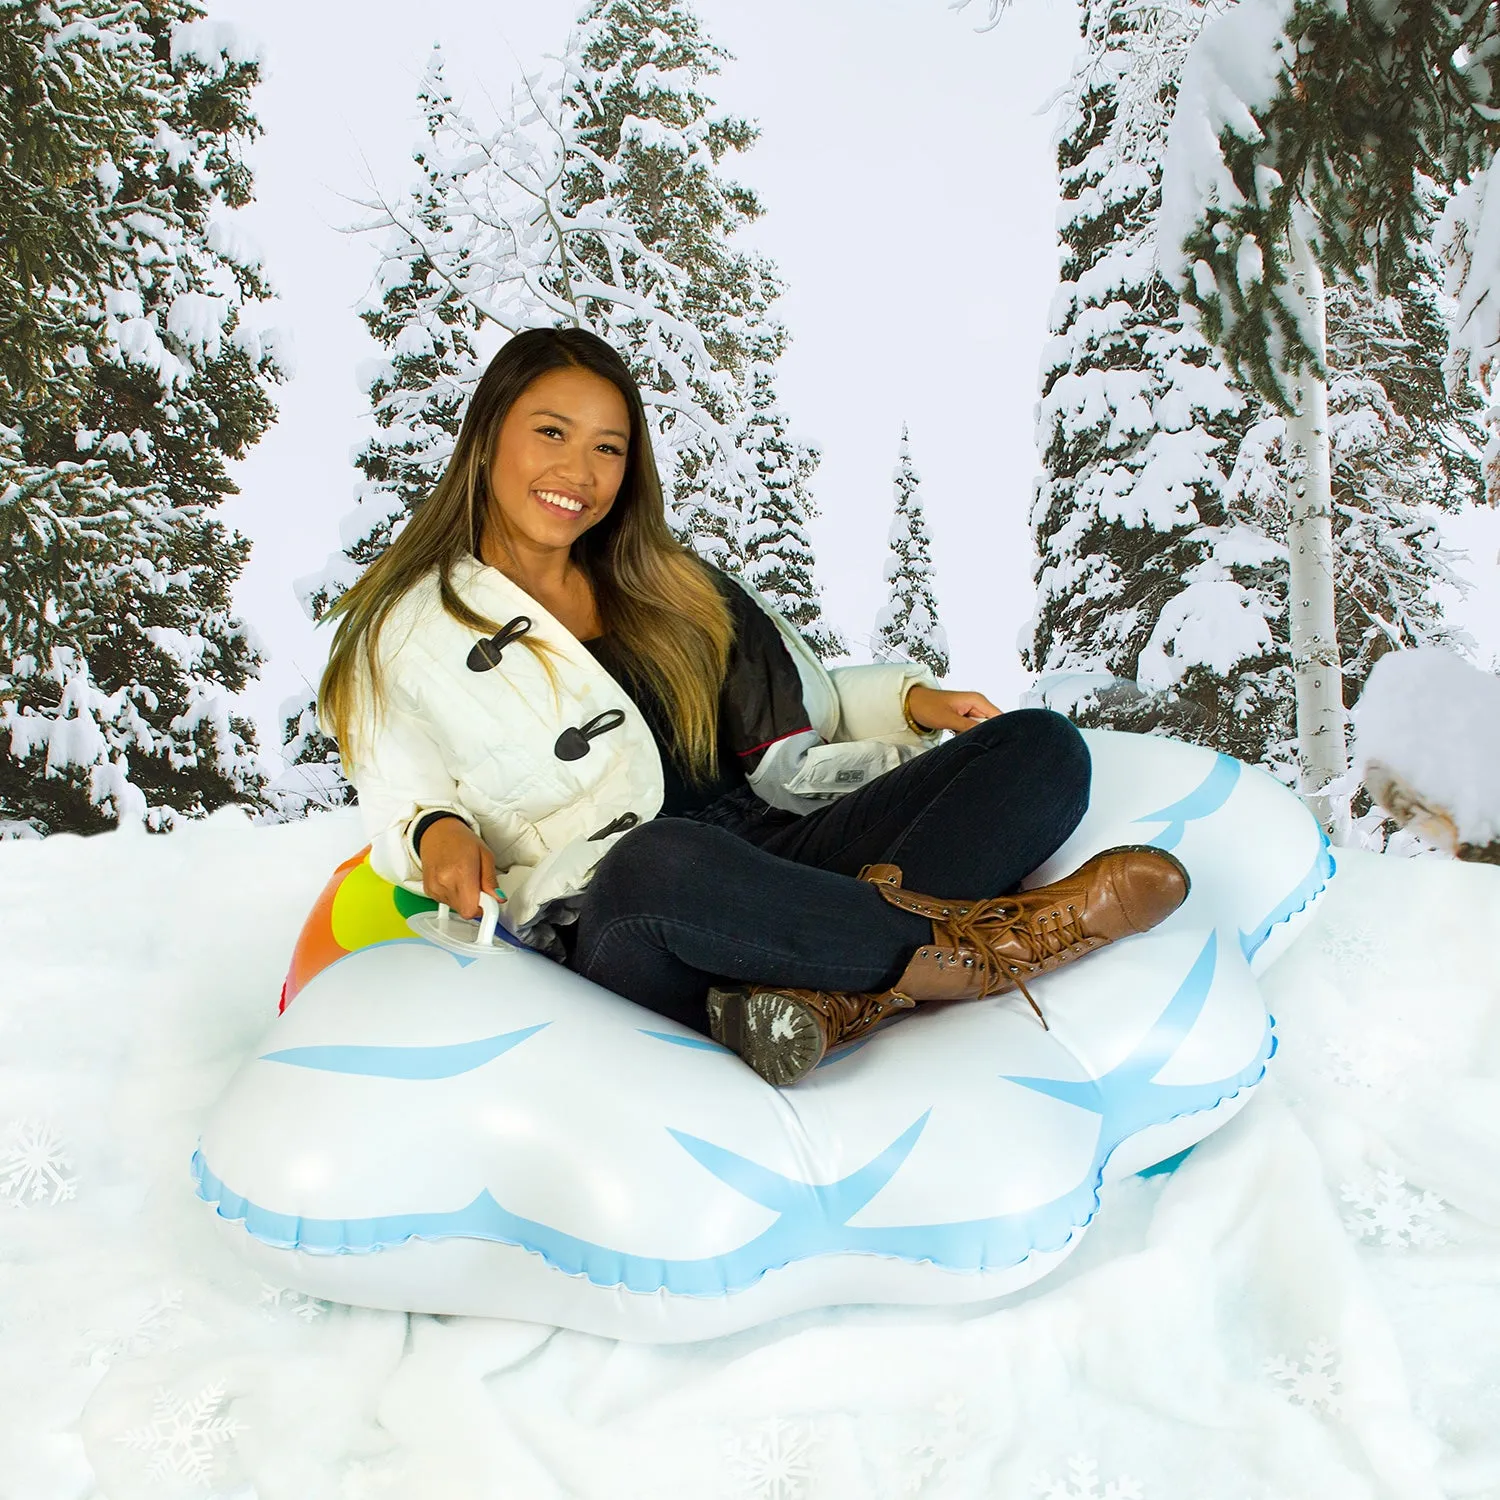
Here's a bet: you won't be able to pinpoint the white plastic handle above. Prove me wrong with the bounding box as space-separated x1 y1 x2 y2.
477 890 501 946
436 891 502 947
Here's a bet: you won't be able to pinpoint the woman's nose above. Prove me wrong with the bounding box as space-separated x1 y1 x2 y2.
553 439 596 482
570 448 618 491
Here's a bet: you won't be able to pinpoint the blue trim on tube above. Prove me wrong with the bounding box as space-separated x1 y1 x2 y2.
192 931 1273 1296
636 1029 726 1052
258 1023 548 1079
1133 754 1241 851
1239 832 1336 962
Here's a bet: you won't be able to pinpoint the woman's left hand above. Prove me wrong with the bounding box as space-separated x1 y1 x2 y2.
905 684 1004 734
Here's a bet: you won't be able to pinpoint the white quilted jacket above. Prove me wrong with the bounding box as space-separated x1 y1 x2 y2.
345 557 940 948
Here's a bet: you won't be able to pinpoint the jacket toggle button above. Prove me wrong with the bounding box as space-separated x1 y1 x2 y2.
588 811 641 841
466 615 533 672
554 708 626 761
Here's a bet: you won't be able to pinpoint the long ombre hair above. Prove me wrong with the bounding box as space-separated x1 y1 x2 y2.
320 327 734 782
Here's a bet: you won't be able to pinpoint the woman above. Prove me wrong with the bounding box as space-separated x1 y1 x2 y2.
320 328 1188 1086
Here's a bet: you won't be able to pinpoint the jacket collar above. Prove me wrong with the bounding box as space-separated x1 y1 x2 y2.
448 555 600 655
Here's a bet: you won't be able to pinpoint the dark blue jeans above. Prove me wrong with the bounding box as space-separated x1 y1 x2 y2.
566 709 1090 1032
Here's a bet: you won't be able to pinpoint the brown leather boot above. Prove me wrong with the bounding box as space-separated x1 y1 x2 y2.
863 844 1191 1024
706 845 1189 1087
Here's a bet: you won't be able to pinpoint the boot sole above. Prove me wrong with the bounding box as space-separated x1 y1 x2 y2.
707 986 827 1087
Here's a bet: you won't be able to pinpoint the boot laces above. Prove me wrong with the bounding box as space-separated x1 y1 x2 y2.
932 899 1089 1028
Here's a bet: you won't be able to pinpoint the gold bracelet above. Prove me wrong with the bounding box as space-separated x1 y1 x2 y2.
902 687 926 736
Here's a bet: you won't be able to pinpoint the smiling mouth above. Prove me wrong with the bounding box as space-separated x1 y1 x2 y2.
534 489 587 517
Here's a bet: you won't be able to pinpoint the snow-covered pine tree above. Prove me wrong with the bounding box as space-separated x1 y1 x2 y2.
1027 0 1294 770
1158 0 1500 461
2 2 146 418
1147 0 1499 815
1024 0 1485 793
872 424 948 678
1323 256 1485 699
300 52 485 622
0 2 282 836
309 3 839 652
1217 243 1487 822
563 0 835 649
738 364 845 658
566 0 763 567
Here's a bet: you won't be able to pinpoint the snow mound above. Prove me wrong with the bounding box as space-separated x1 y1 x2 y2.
2 816 1500 1496
1355 648 1500 850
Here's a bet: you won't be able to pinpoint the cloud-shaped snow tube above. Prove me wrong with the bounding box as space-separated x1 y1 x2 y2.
192 729 1332 1342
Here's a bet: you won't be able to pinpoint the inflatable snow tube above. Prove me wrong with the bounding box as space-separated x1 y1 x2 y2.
192 729 1332 1341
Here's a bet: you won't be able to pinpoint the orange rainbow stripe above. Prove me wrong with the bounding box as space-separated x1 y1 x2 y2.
279 848 441 1011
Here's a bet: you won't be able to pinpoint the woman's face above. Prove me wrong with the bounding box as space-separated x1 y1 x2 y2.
486 366 631 561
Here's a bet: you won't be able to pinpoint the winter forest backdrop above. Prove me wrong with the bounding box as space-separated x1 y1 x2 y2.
5 0 1500 841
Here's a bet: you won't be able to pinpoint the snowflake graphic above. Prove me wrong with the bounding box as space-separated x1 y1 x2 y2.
899 1395 965 1495
1315 1039 1418 1101
1317 915 1388 973
1316 1040 1364 1090
341 1455 409 1498
0 1119 77 1207
1341 1170 1448 1249
726 1416 812 1500
1264 1339 1343 1415
115 1380 246 1487
75 1289 184 1368
1032 1455 1143 1499
259 1282 329 1321
0 1286 44 1341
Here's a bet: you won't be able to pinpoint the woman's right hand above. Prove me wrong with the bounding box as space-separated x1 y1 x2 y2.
419 817 498 919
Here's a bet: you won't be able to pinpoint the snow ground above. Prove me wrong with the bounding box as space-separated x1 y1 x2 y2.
1 811 1498 1500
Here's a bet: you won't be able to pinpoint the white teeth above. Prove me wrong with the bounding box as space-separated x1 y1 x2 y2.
537 490 584 512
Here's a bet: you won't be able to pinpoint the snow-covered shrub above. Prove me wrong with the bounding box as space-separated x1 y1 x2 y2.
1354 648 1500 864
